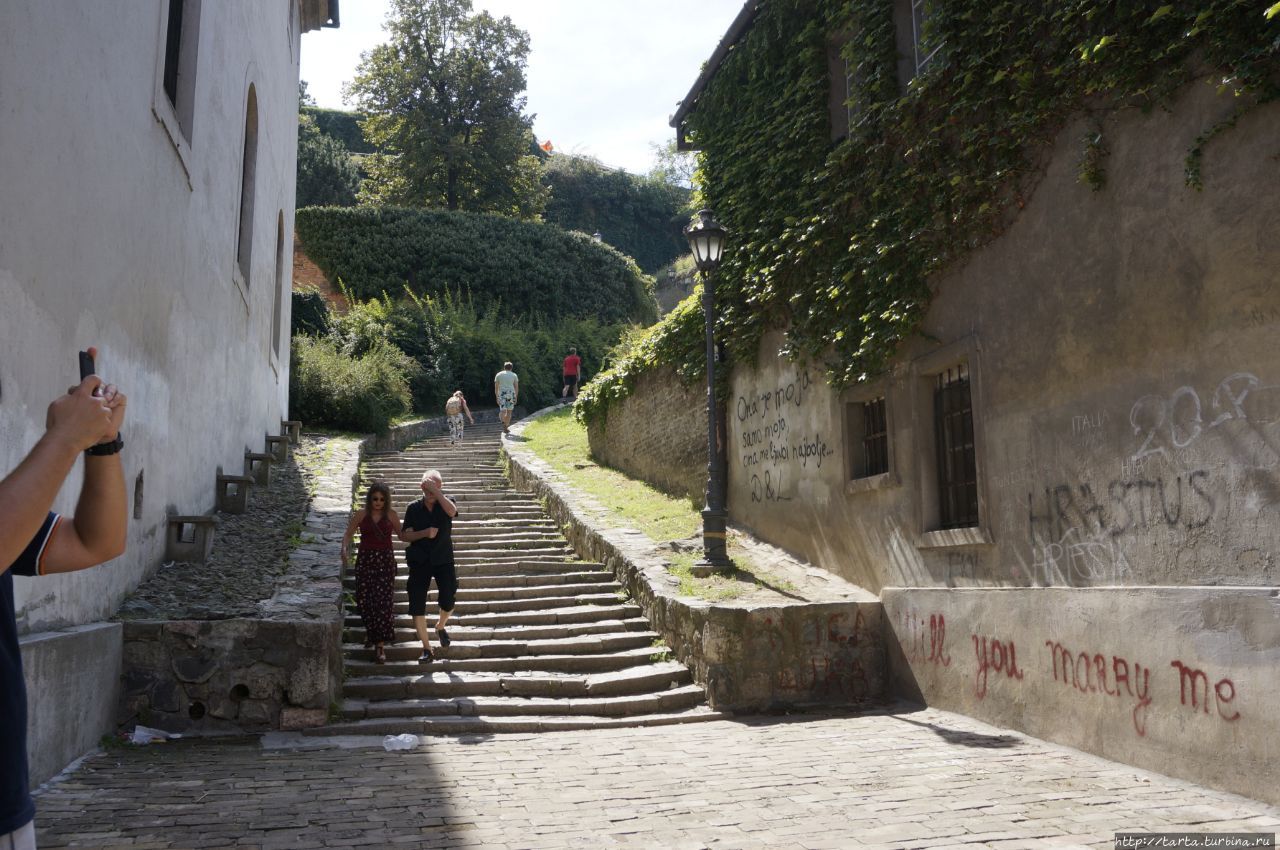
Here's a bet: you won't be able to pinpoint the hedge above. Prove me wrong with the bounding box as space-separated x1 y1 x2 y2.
295 206 657 325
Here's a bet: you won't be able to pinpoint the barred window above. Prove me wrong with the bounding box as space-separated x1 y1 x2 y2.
862 398 889 477
911 0 945 78
934 365 977 529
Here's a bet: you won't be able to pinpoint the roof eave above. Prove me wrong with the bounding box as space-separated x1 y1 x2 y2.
669 0 763 150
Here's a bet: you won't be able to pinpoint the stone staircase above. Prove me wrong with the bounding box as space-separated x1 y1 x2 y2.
310 421 726 735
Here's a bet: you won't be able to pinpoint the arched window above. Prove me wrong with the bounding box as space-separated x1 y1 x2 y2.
235 84 259 286
272 212 286 357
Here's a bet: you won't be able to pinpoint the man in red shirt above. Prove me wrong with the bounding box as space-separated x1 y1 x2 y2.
562 347 583 402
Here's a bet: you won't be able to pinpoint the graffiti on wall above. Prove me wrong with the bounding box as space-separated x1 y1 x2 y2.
735 370 835 503
762 610 874 699
1128 372 1280 465
896 609 1248 740
896 606 1244 742
1022 368 1280 586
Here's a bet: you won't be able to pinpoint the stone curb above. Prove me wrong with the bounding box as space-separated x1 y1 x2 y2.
502 405 888 712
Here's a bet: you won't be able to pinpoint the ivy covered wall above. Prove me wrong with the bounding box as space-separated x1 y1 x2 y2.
581 0 1279 424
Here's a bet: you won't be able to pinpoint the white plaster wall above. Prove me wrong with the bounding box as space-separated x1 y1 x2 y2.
726 80 1280 594
0 1 301 630
881 588 1280 806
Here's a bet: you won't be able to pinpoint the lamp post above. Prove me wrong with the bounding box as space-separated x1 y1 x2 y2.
684 209 731 575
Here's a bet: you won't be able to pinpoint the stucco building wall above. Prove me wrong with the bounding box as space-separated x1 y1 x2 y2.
0 1 305 631
1 1 326 784
715 81 1280 798
726 81 1280 595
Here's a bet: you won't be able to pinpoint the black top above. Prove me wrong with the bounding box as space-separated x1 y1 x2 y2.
403 496 456 567
2 512 60 833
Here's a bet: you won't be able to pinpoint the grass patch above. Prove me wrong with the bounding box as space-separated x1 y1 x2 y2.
521 408 794 603
521 407 700 542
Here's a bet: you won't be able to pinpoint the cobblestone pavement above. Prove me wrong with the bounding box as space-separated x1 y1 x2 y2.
34 706 1279 850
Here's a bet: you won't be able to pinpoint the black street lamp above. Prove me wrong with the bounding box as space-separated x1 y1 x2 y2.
684 209 731 575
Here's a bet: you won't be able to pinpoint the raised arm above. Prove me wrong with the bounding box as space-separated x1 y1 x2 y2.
0 375 117 572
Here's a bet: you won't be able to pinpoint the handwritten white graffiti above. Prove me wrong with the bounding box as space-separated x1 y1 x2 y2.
1129 372 1280 463
1033 525 1132 586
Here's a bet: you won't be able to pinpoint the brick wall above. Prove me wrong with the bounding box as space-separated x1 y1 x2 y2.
586 367 708 503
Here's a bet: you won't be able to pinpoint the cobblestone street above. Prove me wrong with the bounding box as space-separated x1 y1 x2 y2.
34 706 1279 850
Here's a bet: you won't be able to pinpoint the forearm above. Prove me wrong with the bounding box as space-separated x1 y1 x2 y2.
438 493 458 518
0 433 81 570
68 455 127 567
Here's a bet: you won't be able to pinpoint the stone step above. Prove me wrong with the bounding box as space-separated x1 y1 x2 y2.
338 683 707 721
353 593 621 617
347 631 658 662
306 705 727 737
350 563 608 582
342 661 691 702
342 617 653 645
342 572 615 592
342 602 645 630
342 581 623 603
344 644 667 677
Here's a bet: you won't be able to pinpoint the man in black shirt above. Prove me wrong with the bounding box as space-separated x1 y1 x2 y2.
399 469 458 663
2 350 128 850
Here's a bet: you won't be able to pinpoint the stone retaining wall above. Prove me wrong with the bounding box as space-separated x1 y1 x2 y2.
508 407 887 711
120 436 360 733
585 368 706 504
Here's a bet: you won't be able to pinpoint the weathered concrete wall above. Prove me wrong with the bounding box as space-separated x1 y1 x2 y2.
120 618 339 733
0 1 308 632
706 80 1280 800
21 624 122 785
723 82 1280 595
882 588 1280 806
510 407 887 711
1 0 323 792
587 368 708 504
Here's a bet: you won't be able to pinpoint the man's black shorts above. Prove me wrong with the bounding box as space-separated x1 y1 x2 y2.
406 561 458 614
563 373 579 392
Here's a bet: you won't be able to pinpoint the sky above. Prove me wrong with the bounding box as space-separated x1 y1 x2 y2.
298 0 745 176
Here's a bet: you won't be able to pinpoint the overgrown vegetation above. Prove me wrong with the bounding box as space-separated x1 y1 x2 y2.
542 154 691 274
577 0 1280 425
295 206 657 324
575 286 713 425
289 335 414 433
289 290 627 432
521 407 792 601
296 112 361 208
680 0 1280 389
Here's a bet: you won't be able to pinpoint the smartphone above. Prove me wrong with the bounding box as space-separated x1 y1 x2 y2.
78 350 95 380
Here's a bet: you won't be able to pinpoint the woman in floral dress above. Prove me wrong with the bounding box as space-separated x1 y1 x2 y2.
340 482 401 664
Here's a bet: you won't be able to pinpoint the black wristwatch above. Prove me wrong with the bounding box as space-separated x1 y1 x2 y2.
86 433 124 456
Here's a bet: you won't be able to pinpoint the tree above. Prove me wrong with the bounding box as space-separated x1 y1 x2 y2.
345 0 547 218
543 154 691 273
647 139 697 191
296 112 361 207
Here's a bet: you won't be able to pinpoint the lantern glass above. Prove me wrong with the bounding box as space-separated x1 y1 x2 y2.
684 209 728 272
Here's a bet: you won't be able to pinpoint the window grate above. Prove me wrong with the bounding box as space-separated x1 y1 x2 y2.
934 365 977 529
911 0 946 77
862 398 889 477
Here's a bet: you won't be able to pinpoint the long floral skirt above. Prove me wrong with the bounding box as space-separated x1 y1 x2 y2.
448 413 465 445
355 547 396 645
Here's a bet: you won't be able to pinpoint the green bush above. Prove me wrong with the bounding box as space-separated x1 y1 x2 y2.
542 154 692 274
576 286 717 425
325 291 625 416
288 335 413 433
290 287 331 337
302 107 375 154
294 206 657 325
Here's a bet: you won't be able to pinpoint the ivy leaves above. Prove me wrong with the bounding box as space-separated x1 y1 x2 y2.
682 0 1280 389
